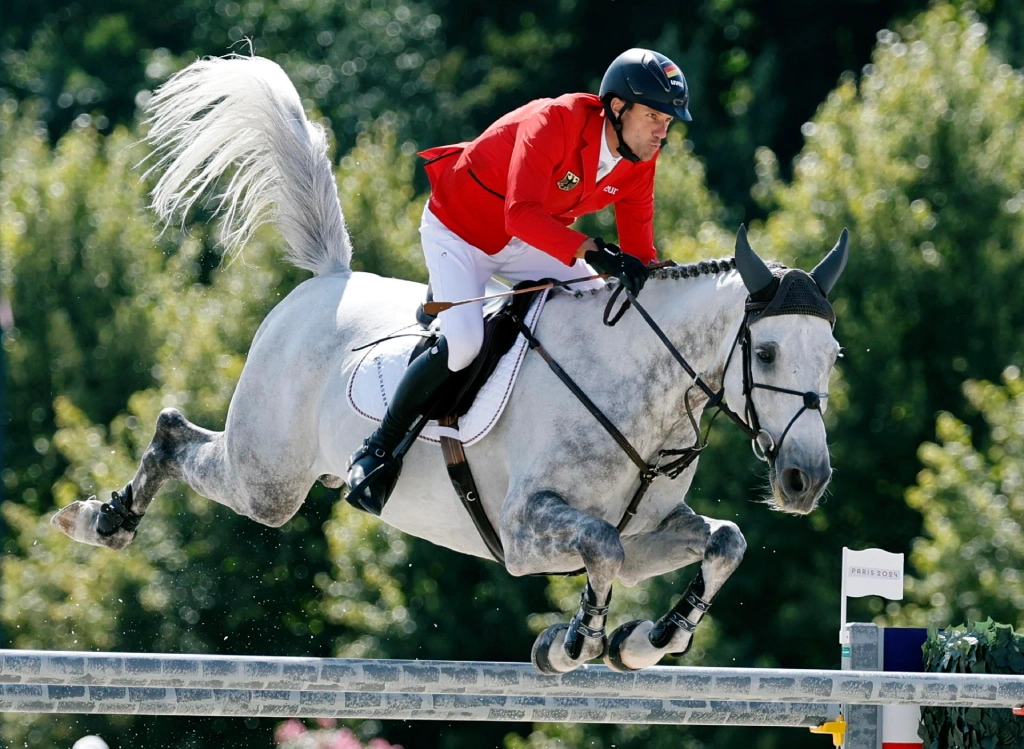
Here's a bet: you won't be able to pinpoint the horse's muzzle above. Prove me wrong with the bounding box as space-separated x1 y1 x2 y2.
773 460 831 514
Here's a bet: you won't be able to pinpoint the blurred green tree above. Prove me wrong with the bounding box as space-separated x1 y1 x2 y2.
753 2 1024 552
899 366 1024 631
521 6 1024 747
9 0 997 218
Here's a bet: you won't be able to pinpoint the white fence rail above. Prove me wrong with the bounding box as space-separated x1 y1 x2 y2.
2 649 1023 718
0 683 833 725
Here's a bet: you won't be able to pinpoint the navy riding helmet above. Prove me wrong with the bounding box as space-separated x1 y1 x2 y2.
599 48 692 121
599 48 691 161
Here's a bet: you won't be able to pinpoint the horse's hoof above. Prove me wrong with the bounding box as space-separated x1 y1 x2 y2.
531 623 570 675
604 619 645 672
603 619 663 672
51 499 136 550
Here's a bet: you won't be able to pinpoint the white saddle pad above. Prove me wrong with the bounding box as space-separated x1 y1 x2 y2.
347 290 548 446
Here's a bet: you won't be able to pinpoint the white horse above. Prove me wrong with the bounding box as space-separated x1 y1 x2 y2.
52 55 847 673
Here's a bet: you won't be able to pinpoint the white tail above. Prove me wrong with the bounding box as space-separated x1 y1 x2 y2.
145 54 351 275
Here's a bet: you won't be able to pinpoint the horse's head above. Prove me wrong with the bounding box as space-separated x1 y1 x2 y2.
722 226 848 514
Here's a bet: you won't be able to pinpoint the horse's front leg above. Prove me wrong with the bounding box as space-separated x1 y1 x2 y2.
603 504 747 671
502 490 625 675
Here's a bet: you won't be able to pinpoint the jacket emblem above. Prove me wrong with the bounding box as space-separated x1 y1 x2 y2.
557 171 581 191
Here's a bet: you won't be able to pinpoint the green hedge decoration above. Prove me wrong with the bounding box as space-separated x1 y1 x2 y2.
920 619 1024 749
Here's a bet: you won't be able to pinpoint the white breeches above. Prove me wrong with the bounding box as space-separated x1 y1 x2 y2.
420 205 604 372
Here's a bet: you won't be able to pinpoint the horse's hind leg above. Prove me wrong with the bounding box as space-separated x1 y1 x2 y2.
52 408 309 550
501 490 625 675
603 504 747 671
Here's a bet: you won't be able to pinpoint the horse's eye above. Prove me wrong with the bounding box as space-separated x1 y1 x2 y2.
756 347 775 364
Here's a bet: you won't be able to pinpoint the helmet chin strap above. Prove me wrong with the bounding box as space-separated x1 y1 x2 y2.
602 98 641 163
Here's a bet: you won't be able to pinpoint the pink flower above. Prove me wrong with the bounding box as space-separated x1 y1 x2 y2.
273 719 308 744
316 718 338 729
329 728 363 749
368 739 403 749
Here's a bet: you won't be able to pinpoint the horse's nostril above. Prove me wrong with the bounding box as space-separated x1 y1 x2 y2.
782 466 807 494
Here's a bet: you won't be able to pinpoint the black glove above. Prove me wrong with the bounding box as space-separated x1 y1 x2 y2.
584 238 650 297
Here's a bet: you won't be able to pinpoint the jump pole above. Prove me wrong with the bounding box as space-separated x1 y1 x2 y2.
0 684 833 726
1 650 1021 709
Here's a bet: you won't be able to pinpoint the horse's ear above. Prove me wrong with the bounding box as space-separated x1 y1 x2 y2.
734 225 774 294
809 228 849 296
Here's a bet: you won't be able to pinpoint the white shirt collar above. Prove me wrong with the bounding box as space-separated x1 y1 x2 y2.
596 126 622 182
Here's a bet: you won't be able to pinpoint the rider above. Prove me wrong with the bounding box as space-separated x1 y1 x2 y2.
346 48 692 515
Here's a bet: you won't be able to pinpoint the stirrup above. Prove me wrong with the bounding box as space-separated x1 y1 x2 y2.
345 440 403 516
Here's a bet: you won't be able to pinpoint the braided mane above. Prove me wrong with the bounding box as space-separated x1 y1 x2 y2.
649 257 737 281
555 256 740 300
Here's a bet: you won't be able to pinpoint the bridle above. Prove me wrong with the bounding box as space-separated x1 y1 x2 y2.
610 284 829 468
462 233 847 566
732 300 830 464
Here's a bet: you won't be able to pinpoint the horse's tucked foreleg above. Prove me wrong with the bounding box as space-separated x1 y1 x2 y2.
605 506 747 671
502 490 624 675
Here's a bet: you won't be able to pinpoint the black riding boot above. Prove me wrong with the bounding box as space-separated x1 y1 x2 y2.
346 337 453 515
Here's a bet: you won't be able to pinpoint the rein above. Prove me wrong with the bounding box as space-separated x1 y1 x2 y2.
510 314 692 532
608 285 757 442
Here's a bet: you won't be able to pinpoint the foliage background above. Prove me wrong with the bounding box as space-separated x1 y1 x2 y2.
3 1 1024 747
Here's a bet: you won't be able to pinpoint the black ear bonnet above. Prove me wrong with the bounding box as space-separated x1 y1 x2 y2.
746 268 836 326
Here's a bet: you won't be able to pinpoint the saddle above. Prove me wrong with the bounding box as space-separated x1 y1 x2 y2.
346 282 547 563
411 280 543 419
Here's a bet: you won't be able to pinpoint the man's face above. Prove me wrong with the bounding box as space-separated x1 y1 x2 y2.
613 101 673 161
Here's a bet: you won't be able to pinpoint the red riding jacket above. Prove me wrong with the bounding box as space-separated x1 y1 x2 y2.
419 93 658 266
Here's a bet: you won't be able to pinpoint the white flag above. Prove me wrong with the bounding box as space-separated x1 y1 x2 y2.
842 547 904 600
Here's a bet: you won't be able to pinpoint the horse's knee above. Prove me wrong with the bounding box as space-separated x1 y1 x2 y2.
707 521 746 566
141 411 185 480
500 491 624 578
156 407 189 438
578 520 625 571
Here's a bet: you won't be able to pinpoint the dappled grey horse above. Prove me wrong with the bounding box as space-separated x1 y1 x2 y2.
53 55 848 672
